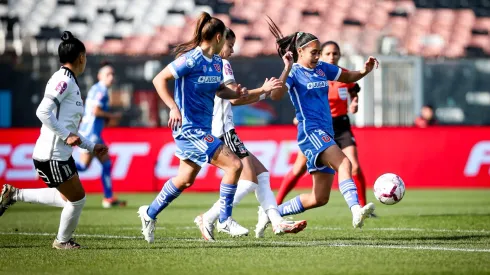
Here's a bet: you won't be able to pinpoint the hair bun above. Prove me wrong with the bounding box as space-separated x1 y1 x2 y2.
61 31 74 42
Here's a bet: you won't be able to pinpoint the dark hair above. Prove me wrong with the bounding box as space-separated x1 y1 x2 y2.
58 31 85 64
225 27 235 41
100 60 112 68
321 41 340 54
266 16 318 62
172 12 226 57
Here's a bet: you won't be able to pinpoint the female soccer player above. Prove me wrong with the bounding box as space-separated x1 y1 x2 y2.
194 28 307 241
76 61 126 208
138 13 250 243
276 41 370 210
256 18 378 234
0 31 108 249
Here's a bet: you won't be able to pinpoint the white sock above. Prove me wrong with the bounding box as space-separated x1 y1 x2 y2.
255 172 283 227
56 197 86 242
204 180 257 223
14 188 66 207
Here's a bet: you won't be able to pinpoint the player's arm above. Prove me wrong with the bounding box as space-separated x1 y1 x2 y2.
337 56 379 83
77 132 95 152
270 51 293 101
229 78 282 106
93 105 120 119
216 83 248 99
36 79 75 143
348 83 360 114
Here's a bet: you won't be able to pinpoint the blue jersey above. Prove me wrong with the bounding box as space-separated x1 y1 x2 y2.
286 61 341 138
169 47 223 132
79 82 109 137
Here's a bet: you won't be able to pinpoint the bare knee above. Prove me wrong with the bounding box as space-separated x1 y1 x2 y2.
339 157 352 175
351 161 360 175
227 157 243 176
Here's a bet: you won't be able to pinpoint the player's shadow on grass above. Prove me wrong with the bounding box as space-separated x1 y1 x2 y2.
417 213 490 217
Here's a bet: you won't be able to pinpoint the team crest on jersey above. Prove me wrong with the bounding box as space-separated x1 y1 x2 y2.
213 63 221 72
186 57 196 68
316 69 325 77
224 63 233 75
55 81 68 94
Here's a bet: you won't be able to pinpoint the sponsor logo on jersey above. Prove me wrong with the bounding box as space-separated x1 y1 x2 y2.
224 63 233 75
55 81 68 94
307 81 328 90
198 76 221 83
213 64 221 72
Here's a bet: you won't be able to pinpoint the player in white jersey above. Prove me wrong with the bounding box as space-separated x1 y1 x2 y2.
195 28 307 241
0 32 108 249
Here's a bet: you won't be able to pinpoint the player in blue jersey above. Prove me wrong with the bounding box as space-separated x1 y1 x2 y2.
137 12 250 243
255 18 379 233
76 62 126 208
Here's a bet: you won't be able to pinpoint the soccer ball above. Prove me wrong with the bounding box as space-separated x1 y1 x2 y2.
373 173 405 205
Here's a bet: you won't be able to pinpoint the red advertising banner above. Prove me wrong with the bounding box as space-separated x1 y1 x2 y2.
0 127 489 192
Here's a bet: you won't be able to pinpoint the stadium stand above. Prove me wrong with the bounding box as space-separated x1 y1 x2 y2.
0 0 489 57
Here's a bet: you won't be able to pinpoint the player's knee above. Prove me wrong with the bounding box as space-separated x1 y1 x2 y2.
351 162 360 175
314 195 329 206
229 157 243 175
339 157 352 174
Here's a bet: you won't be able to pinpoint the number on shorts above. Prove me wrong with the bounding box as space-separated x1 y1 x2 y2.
61 164 72 177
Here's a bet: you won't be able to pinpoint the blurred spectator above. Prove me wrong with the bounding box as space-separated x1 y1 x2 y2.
414 104 437 127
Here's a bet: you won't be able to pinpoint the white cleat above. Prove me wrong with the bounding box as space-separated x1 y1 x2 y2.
217 217 249 237
352 202 376 229
254 207 271 238
194 214 215 242
137 205 156 243
273 220 308 235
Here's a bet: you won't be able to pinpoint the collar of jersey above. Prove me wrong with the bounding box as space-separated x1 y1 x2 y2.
295 63 315 71
195 46 213 63
60 66 79 84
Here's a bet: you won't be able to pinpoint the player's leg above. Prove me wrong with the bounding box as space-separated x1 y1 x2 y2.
54 173 86 249
95 152 126 208
342 144 367 207
276 151 307 204
319 145 374 228
139 159 199 243
209 144 249 237
76 151 93 172
252 154 307 237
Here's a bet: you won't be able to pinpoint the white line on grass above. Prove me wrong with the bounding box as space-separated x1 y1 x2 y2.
118 226 490 234
1 232 489 253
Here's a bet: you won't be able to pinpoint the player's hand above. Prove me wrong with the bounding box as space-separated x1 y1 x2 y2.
293 117 299 126
349 97 359 114
261 77 283 92
93 144 109 158
235 84 248 98
362 56 379 74
65 132 81 146
168 107 182 132
282 51 294 70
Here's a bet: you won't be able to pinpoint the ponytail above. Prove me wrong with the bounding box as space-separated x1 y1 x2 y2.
173 12 225 57
266 16 318 62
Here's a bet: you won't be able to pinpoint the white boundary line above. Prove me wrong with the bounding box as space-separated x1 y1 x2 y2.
1 232 489 253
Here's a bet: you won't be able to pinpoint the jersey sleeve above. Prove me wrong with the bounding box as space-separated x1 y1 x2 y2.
92 87 108 108
322 62 342 81
44 75 72 104
222 60 236 85
168 54 196 79
285 70 295 91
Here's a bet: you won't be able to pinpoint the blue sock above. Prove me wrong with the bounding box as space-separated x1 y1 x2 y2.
219 183 237 223
147 180 182 219
101 160 113 199
76 162 87 172
339 179 360 209
278 195 305 216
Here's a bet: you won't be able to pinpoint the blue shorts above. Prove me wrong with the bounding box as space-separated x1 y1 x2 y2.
298 128 336 174
174 129 223 167
79 133 104 153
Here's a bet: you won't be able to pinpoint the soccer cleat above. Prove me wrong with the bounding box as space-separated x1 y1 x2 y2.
194 214 215 242
254 206 271 238
0 184 17 217
52 238 81 249
273 220 308 235
217 217 249 237
102 197 127 208
352 202 376 228
138 205 156 243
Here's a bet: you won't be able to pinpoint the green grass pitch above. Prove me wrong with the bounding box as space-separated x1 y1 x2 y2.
0 189 489 275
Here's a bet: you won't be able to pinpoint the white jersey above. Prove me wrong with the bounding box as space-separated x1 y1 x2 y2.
33 66 95 161
212 59 236 137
